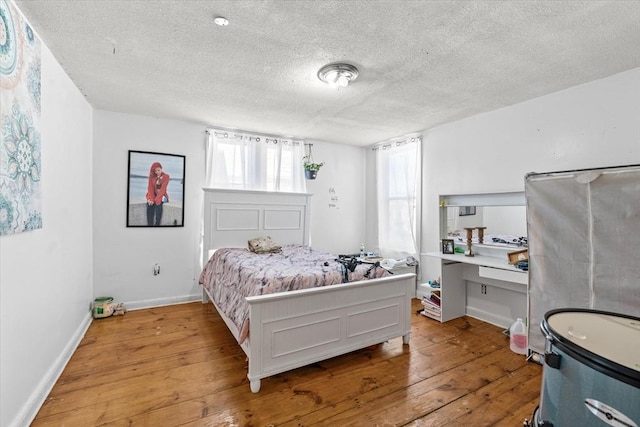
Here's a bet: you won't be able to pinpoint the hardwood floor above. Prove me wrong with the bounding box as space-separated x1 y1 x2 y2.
33 299 542 426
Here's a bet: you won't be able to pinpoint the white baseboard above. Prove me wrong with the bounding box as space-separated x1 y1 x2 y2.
12 311 92 427
11 294 201 427
125 294 201 311
466 306 510 329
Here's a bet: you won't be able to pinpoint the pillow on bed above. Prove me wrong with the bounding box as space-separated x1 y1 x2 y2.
248 236 282 254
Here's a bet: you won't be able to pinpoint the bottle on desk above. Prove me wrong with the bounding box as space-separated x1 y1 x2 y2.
360 243 365 258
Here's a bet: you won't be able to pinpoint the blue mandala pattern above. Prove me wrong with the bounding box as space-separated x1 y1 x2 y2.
0 0 17 73
25 23 35 44
23 209 42 231
28 60 41 111
0 0 41 235
1 100 41 235
2 100 41 189
0 192 18 234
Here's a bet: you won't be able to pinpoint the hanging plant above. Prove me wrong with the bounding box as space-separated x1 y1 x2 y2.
303 156 324 179
302 144 324 180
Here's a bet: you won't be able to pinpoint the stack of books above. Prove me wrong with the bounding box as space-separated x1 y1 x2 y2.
421 289 441 319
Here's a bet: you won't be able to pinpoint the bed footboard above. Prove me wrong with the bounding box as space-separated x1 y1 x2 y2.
245 273 415 392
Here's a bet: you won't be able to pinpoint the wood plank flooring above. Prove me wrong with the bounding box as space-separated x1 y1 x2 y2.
33 299 542 426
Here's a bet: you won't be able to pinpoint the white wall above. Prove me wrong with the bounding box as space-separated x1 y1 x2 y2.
0 102 367 427
0 44 94 427
92 111 206 308
91 116 367 306
304 140 366 254
420 68 640 283
3 6 637 424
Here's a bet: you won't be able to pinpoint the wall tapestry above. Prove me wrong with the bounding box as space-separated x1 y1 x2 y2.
0 0 42 236
127 150 185 227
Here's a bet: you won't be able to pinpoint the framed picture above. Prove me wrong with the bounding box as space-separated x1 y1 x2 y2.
127 150 185 227
459 206 476 216
441 239 455 254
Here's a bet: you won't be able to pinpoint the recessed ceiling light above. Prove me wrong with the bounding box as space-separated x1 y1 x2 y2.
214 16 229 26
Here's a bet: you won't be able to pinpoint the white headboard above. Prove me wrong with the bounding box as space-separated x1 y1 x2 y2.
202 188 312 264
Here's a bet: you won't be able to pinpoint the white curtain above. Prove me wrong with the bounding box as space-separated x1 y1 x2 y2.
205 129 306 193
372 135 421 258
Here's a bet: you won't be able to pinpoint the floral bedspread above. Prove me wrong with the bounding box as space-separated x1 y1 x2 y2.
199 245 389 344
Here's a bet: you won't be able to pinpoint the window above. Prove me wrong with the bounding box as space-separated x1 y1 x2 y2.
205 129 306 193
373 135 421 257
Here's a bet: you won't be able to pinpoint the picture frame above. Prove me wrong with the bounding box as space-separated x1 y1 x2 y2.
459 206 476 216
127 150 185 227
441 239 455 254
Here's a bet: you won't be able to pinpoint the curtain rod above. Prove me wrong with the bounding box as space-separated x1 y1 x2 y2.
370 134 422 151
206 127 304 143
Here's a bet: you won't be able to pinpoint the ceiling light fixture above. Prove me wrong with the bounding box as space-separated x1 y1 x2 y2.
317 63 359 88
214 16 229 26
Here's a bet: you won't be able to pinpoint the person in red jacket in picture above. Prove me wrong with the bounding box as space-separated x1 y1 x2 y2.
146 161 170 226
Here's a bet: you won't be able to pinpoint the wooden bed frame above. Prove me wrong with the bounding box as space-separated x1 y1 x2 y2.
201 188 415 392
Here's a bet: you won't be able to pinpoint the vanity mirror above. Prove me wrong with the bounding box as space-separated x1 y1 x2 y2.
439 192 527 251
426 191 529 327
446 205 527 246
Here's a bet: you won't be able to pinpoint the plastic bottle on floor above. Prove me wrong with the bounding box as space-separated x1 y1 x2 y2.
509 318 528 355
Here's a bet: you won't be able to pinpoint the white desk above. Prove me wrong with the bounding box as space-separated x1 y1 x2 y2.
423 251 528 327
429 252 522 271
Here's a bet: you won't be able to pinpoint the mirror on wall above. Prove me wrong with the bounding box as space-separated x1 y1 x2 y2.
440 192 527 249
445 205 527 247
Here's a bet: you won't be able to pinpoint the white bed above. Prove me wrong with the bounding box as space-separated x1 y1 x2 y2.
201 188 415 393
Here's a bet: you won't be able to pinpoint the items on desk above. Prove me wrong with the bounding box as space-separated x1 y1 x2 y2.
515 261 528 271
464 227 475 257
476 226 487 243
441 238 455 254
448 230 527 248
507 248 529 264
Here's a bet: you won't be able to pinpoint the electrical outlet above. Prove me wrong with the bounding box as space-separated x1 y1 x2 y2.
153 263 160 275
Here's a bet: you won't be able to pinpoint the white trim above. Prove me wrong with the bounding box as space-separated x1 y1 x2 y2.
125 294 201 311
466 307 511 330
440 191 525 207
11 312 92 427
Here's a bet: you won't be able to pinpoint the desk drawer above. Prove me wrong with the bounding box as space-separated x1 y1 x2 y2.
478 266 527 285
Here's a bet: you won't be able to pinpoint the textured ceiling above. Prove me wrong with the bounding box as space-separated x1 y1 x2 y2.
14 0 640 146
